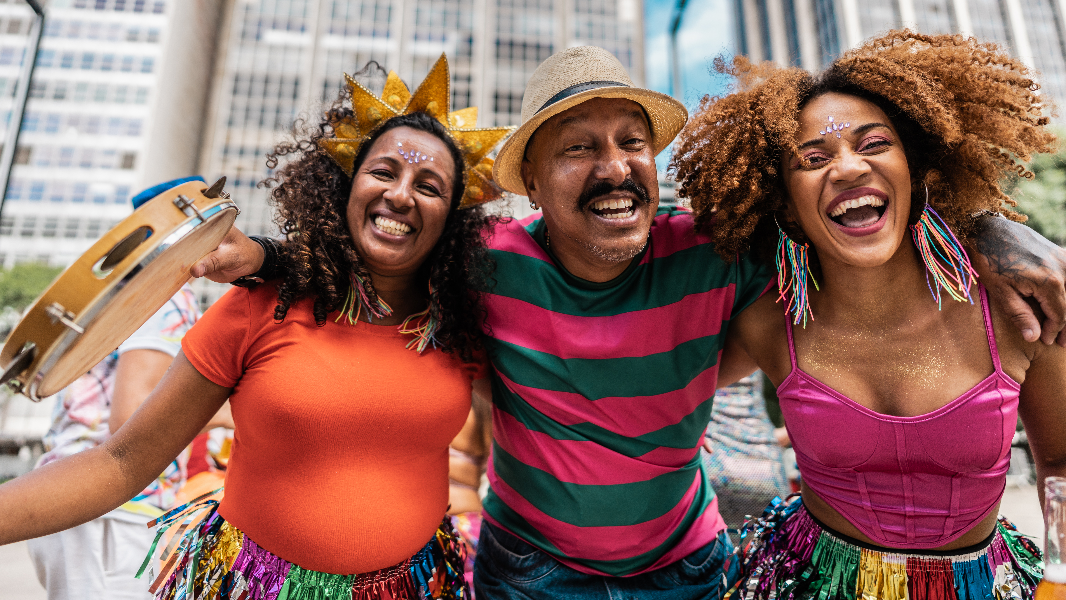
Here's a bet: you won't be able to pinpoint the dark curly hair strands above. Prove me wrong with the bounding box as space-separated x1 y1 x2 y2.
670 31 1057 263
263 94 495 362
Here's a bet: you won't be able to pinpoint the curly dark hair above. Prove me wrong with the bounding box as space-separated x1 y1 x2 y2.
669 31 1057 262
262 103 496 361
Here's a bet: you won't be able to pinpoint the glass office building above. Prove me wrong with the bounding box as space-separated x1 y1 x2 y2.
0 0 221 268
735 0 1066 107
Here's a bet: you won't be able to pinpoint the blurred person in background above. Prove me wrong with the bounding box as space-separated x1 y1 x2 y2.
702 374 790 531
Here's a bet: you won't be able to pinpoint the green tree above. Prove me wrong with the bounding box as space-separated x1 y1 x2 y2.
0 263 63 312
1008 130 1066 246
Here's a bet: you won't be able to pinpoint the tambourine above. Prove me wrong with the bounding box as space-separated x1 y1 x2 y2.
0 178 238 401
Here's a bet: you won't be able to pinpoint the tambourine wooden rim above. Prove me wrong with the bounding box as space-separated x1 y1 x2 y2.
0 179 238 401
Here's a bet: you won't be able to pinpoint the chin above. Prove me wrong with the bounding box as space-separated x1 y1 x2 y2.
582 238 648 263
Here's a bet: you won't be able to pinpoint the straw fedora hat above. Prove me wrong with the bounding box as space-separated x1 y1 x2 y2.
492 45 688 195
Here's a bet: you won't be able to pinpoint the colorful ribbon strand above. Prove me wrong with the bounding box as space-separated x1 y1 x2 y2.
911 206 978 309
776 229 820 328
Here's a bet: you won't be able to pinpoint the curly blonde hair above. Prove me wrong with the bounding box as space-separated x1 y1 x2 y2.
669 31 1057 262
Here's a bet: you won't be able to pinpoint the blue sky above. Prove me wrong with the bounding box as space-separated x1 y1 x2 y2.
644 0 738 168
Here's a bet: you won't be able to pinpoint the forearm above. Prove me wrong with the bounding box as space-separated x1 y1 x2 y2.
0 442 161 544
0 353 229 544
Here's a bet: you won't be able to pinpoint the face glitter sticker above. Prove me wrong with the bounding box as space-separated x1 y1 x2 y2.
397 142 435 164
819 116 850 138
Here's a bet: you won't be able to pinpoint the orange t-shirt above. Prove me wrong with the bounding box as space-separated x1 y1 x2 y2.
182 283 484 574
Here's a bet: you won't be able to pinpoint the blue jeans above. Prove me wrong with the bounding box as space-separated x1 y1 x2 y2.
473 520 739 600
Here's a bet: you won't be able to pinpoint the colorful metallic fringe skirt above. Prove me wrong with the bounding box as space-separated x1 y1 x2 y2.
137 490 469 600
733 496 1043 600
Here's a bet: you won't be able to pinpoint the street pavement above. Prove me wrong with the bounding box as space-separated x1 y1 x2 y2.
0 483 1047 599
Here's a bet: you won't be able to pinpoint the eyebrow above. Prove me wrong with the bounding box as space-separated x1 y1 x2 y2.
796 122 892 150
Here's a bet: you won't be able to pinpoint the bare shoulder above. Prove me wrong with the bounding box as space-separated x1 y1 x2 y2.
732 291 791 382
987 294 1059 384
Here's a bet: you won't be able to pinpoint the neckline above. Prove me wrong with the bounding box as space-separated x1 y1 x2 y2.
779 283 1020 422
780 366 1018 423
530 218 649 290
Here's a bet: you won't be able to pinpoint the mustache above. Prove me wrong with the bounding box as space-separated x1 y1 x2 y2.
576 178 651 212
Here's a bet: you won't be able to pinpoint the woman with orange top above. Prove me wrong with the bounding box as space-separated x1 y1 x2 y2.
0 55 512 600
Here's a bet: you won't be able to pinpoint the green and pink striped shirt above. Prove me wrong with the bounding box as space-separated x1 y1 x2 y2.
481 207 774 577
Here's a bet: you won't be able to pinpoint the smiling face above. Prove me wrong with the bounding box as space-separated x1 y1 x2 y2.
521 97 659 282
347 126 456 280
781 92 913 271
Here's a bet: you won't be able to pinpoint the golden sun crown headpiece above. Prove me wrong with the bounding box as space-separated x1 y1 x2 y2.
319 54 514 208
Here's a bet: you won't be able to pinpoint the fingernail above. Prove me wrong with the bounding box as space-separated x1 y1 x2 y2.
1023 329 1035 340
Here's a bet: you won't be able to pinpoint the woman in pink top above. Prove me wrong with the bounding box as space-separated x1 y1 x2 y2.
671 31 1066 599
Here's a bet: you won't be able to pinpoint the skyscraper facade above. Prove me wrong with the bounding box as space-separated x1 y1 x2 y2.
197 0 646 241
736 0 1066 107
0 0 222 268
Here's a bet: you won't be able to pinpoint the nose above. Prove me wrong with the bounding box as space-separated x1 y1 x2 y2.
830 148 872 183
594 141 631 185
382 172 416 210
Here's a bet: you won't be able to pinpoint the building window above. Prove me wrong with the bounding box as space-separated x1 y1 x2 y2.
120 152 135 169
81 52 94 70
121 56 134 72
42 217 58 238
63 220 79 238
44 114 60 133
100 54 115 71
493 91 522 115
60 52 74 69
0 216 13 236
114 185 129 204
126 27 139 42
53 82 67 100
147 28 160 43
35 49 52 68
29 181 44 201
72 183 87 202
7 18 22 35
126 119 141 136
58 147 73 167
20 216 36 236
140 57 154 73
13 146 30 165
86 219 102 238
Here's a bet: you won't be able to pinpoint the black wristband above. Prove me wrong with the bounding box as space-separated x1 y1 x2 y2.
231 236 282 288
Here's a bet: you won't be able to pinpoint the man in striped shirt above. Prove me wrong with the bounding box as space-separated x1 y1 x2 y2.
470 45 768 599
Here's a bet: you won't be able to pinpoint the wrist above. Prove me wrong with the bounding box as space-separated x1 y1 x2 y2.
232 236 282 287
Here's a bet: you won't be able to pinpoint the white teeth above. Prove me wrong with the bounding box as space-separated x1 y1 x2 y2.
374 216 412 235
590 198 634 218
828 195 884 218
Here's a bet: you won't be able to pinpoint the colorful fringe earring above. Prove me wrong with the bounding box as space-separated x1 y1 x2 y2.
775 221 819 328
399 281 442 353
336 270 393 324
910 199 978 308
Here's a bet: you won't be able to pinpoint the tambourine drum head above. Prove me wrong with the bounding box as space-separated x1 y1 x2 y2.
33 212 234 398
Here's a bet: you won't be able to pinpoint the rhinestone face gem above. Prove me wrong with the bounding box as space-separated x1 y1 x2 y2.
819 116 851 138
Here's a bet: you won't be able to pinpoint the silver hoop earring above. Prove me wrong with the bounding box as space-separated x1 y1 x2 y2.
529 199 537 210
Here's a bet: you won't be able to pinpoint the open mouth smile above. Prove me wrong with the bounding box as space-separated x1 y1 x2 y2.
827 194 887 229
374 215 413 236
589 198 635 220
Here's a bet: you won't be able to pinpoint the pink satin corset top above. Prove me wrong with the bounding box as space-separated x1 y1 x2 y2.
777 286 1019 549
